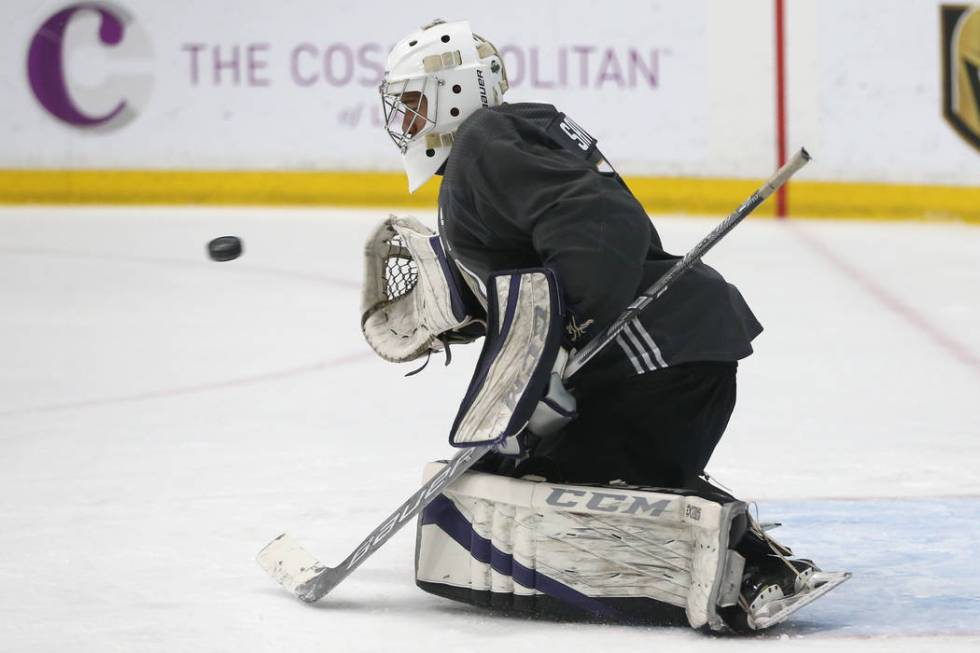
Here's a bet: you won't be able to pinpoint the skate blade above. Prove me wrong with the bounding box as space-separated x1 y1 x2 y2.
257 533 326 597
748 570 851 630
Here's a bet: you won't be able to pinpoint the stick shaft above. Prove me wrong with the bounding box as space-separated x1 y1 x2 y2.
564 147 810 379
334 446 488 576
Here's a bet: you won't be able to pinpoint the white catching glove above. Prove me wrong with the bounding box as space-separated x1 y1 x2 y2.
361 215 485 364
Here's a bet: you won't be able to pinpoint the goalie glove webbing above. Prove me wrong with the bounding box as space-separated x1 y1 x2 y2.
361 215 485 364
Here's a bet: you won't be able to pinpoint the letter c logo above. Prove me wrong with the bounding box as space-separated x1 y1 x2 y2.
26 3 151 129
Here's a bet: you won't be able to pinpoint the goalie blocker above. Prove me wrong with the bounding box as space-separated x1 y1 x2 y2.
449 268 576 454
415 463 748 631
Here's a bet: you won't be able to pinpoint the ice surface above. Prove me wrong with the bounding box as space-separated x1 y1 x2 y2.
1 207 978 652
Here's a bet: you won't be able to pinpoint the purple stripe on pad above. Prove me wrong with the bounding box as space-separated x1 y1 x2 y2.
429 235 468 322
421 494 619 619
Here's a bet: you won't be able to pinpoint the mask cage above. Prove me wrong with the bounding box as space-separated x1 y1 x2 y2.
380 76 439 154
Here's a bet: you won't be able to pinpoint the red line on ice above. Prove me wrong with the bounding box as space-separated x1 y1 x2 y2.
0 351 374 418
792 224 980 378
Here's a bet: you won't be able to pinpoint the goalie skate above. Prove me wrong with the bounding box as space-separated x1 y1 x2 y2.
740 560 851 630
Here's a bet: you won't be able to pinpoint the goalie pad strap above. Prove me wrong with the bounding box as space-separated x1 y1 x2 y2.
449 269 564 447
415 464 747 631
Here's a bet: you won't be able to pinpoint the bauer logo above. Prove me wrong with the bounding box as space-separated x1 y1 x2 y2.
26 2 153 130
940 5 980 152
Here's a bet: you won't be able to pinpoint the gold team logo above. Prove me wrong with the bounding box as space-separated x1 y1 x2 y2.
941 5 980 151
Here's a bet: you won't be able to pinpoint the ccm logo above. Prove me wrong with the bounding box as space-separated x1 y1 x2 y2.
545 488 670 516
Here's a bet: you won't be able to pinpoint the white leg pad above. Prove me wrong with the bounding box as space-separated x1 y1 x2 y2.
415 463 747 631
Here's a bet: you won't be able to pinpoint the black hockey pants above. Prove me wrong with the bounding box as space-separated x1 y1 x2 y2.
519 361 738 489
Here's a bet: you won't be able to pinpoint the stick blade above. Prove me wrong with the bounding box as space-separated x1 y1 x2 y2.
257 533 327 599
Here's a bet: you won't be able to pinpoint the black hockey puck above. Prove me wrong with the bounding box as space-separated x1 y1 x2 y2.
207 236 243 262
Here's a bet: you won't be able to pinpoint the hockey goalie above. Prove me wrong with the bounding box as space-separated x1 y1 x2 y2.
361 19 850 633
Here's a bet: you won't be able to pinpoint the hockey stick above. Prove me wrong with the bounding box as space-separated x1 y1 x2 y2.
256 147 812 604
564 147 811 378
258 443 491 602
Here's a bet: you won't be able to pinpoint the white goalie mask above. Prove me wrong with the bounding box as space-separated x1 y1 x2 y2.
380 19 509 193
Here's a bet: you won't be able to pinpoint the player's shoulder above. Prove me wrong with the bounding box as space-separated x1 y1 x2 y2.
458 104 511 134
459 102 559 143
452 106 509 151
450 103 560 167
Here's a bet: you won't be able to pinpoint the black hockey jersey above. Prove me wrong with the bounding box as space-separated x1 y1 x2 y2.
437 102 762 386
